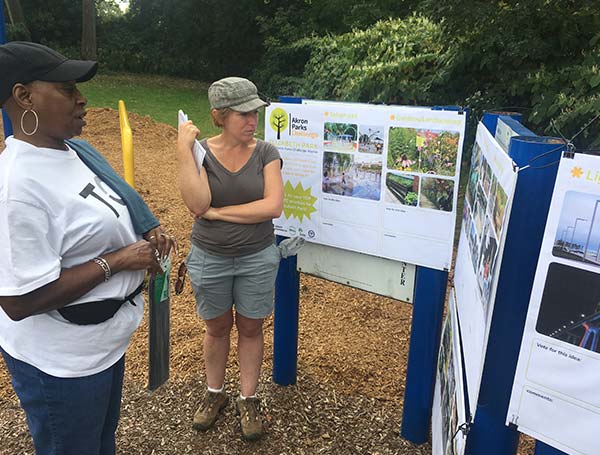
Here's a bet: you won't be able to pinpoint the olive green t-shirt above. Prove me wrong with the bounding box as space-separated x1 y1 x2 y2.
191 139 281 257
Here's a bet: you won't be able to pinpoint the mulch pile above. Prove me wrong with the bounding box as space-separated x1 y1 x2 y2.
0 109 533 454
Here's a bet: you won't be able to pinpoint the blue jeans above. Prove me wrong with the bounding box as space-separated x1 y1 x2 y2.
0 347 125 455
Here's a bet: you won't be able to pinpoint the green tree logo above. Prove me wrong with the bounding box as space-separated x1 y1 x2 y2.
270 108 288 139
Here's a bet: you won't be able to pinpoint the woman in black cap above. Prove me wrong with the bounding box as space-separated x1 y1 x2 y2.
0 41 174 454
177 77 283 440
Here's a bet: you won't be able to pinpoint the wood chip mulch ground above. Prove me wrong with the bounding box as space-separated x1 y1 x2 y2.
0 109 534 454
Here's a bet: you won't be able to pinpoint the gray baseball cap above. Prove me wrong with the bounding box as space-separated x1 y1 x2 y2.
208 77 268 113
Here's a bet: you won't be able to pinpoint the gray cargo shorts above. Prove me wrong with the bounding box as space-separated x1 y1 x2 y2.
185 243 281 320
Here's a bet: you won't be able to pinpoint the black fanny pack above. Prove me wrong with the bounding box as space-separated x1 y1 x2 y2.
58 282 145 325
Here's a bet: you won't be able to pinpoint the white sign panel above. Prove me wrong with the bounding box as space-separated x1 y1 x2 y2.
265 102 466 271
453 123 517 417
297 242 415 302
432 289 467 455
507 153 600 455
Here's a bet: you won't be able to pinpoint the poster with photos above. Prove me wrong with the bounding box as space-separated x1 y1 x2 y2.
453 123 517 417
265 101 466 271
432 289 467 455
507 153 600 455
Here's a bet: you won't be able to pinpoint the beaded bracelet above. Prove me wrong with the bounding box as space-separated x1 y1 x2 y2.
92 257 112 281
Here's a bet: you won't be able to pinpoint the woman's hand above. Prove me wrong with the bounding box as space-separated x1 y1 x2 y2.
177 121 212 216
104 239 164 276
177 120 200 156
199 207 219 221
143 226 176 260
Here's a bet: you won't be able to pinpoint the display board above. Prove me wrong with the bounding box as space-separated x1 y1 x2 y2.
453 123 518 416
507 153 600 455
432 289 467 455
265 102 466 271
494 116 535 153
297 242 415 302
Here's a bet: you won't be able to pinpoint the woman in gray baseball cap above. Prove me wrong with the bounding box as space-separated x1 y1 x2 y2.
0 41 175 454
177 77 283 440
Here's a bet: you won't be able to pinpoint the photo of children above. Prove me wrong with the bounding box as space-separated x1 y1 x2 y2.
536 262 600 354
358 125 384 154
552 191 600 267
387 127 460 176
324 122 358 152
385 172 420 206
322 152 382 201
420 177 454 212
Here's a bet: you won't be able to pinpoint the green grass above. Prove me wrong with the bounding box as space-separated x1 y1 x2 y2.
81 72 221 137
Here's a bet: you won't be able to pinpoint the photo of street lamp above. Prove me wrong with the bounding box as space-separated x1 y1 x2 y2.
553 191 600 266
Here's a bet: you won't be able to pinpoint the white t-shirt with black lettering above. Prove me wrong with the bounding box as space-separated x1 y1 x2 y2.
0 137 144 377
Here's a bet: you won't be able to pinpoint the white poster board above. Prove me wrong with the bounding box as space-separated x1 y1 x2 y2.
297 242 415 302
432 289 467 455
507 153 600 455
265 102 466 271
453 123 518 417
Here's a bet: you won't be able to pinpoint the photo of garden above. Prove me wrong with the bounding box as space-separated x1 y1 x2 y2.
385 173 420 206
324 122 358 152
358 124 384 154
419 177 454 212
552 191 600 266
387 127 460 176
322 152 382 201
493 183 508 238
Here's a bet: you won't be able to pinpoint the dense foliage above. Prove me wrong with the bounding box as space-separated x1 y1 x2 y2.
3 0 598 146
300 15 447 105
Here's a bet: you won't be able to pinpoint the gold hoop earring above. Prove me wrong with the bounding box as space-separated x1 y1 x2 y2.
20 109 39 136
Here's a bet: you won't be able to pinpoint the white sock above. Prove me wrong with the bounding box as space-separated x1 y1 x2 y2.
207 385 224 393
239 393 256 400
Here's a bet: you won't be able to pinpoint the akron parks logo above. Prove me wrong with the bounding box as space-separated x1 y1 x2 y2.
269 108 288 140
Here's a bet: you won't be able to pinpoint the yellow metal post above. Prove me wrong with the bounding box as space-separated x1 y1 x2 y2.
118 100 135 188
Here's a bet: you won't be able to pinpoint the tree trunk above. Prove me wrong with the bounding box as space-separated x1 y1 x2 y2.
4 0 31 40
81 0 97 60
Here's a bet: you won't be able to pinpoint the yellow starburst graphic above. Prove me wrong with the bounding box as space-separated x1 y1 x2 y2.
283 181 318 222
571 166 583 178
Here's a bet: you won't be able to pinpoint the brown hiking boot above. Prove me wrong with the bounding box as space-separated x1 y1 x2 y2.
192 391 228 431
236 397 264 440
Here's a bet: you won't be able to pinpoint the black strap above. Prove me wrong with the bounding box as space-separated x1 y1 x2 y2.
58 282 145 325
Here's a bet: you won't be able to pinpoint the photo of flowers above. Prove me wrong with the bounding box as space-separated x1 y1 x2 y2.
387 127 459 176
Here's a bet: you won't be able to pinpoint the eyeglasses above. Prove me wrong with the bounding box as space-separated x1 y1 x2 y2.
174 262 187 295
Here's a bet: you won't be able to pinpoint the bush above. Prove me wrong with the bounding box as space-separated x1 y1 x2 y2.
300 15 449 105
6 23 31 41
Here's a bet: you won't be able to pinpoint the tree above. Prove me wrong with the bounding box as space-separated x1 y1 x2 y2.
81 0 97 59
4 0 31 40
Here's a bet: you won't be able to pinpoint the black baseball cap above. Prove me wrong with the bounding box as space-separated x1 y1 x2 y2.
0 41 98 105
